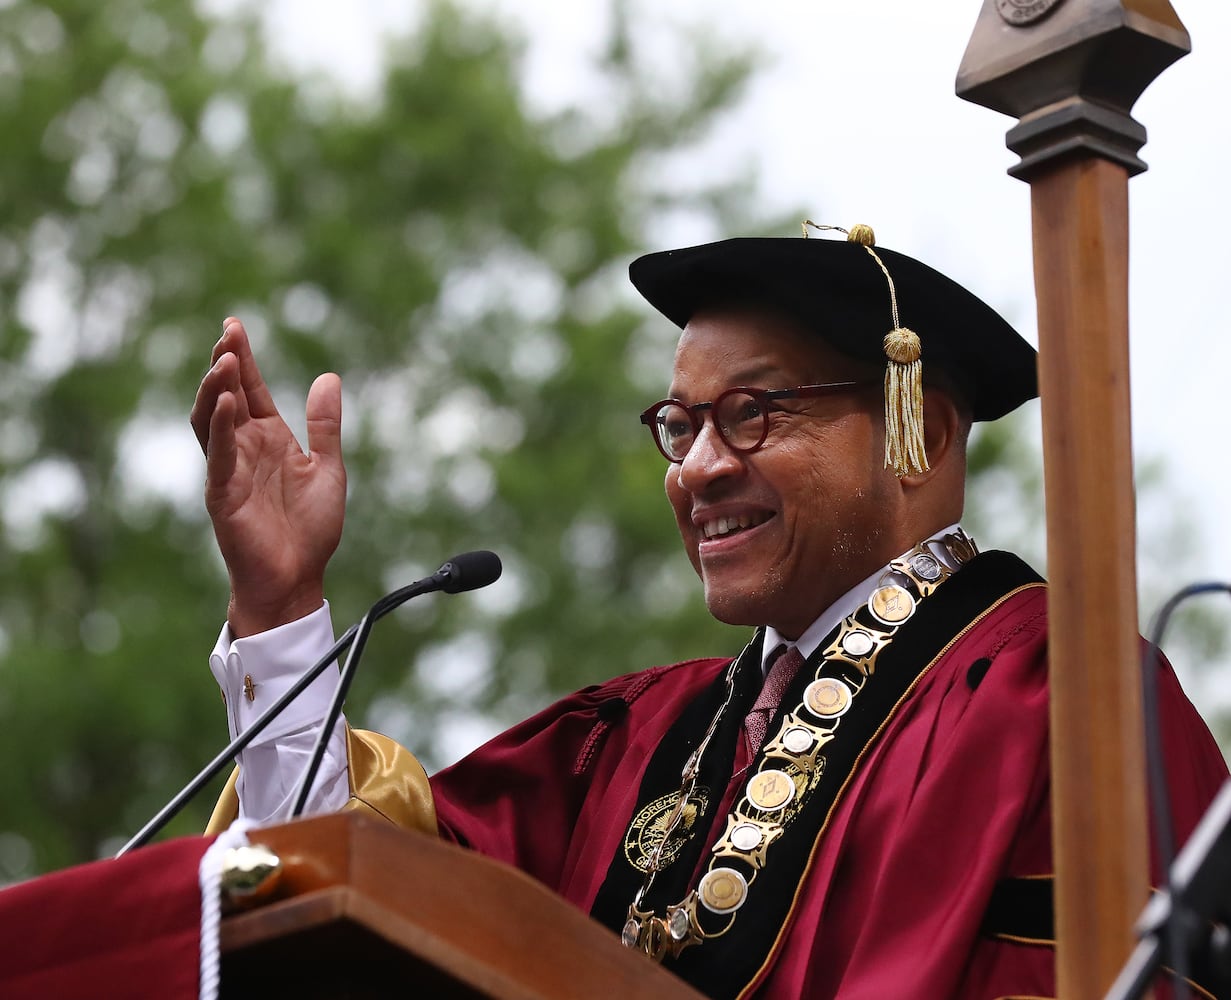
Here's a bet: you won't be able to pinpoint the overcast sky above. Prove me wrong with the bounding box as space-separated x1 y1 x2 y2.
233 0 1231 695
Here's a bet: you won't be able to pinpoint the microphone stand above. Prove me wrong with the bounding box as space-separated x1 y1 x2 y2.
1105 581 1231 999
285 581 435 820
117 581 428 857
1105 780 1231 999
116 550 501 857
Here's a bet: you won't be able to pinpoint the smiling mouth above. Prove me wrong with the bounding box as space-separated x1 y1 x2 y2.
700 511 773 540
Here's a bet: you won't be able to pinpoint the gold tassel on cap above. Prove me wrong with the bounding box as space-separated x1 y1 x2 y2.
803 219 929 476
882 325 927 476
847 222 877 246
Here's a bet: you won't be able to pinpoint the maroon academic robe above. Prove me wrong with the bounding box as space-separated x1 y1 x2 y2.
430 553 1228 999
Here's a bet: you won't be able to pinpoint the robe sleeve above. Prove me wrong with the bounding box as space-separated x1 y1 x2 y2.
428 672 655 892
810 602 1228 1000
204 725 438 837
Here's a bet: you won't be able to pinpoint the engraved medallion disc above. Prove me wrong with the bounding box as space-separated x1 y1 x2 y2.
746 768 796 811
668 908 692 941
910 553 942 581
869 584 915 625
699 867 749 914
782 726 815 753
995 0 1065 25
804 677 852 719
622 918 641 948
944 530 978 564
730 822 764 852
842 628 875 657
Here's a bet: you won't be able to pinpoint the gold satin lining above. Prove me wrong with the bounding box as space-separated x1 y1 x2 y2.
204 726 437 837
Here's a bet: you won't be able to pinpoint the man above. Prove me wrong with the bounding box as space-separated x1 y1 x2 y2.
194 225 1228 999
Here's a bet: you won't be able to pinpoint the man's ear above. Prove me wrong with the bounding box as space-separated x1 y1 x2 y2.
899 387 965 487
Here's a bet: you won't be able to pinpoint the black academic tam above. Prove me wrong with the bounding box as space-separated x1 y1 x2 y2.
630 235 1038 423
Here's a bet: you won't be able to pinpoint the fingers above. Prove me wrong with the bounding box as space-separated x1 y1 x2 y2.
209 319 236 366
191 350 239 455
195 316 344 486
305 372 345 474
205 390 238 490
193 317 269 456
221 317 279 419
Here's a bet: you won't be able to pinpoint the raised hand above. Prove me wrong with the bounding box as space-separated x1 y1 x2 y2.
190 318 346 637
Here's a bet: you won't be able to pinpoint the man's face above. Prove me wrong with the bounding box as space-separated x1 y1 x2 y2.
664 306 903 639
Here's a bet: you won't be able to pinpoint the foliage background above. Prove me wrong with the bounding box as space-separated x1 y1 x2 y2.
0 0 1224 878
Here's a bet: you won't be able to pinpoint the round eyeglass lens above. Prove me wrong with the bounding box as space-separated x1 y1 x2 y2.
714 391 767 451
655 403 696 461
652 390 770 461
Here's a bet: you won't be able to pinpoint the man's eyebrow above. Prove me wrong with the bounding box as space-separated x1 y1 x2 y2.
668 363 795 399
728 363 791 385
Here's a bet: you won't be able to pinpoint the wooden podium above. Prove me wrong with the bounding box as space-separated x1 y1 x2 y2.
220 812 705 999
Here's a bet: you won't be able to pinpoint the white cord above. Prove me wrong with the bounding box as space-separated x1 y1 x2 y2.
197 818 260 1000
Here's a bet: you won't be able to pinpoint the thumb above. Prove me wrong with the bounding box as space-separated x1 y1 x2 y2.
305 372 344 470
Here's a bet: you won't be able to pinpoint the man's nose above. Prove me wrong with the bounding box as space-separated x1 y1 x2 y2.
676 419 745 493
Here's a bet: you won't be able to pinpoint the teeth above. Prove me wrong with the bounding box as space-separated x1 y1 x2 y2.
702 512 768 539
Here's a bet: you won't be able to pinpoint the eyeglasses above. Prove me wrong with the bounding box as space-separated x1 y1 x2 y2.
639 382 869 463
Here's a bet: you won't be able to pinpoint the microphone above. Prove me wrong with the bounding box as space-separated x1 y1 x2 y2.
434 549 502 595
284 550 502 820
116 550 502 856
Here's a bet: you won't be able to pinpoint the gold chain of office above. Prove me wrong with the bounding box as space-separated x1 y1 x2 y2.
620 529 978 961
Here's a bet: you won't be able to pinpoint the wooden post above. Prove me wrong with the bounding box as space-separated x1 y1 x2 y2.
1031 156 1146 999
955 2 1191 997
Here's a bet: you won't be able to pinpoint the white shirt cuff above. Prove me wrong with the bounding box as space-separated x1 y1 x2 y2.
207 603 350 822
209 603 340 743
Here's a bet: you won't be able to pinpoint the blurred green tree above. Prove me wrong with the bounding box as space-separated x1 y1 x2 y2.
0 0 759 875
963 412 1231 747
2 0 1223 883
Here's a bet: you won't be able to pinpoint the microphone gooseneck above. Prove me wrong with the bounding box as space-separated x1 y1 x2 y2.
286 550 502 819
117 550 502 856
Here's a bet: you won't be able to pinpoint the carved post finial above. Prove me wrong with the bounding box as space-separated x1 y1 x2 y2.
956 0 1190 178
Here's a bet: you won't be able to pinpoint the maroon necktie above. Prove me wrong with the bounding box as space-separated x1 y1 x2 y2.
745 644 805 755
